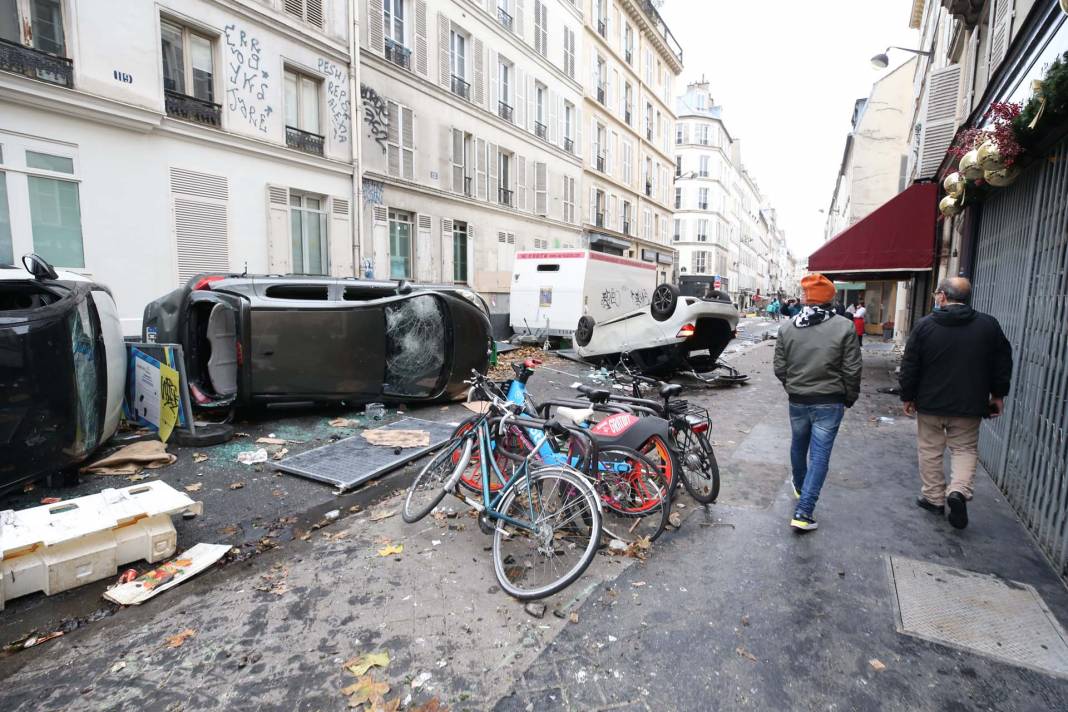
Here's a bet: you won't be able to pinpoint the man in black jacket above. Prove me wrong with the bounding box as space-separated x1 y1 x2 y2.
899 277 1013 529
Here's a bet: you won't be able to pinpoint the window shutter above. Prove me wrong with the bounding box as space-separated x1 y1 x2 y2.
489 50 499 113
550 92 560 144
535 161 547 216
265 184 290 274
517 155 527 210
516 68 526 128
387 101 401 176
473 38 485 106
329 197 353 277
451 128 465 194
515 0 525 38
589 187 596 224
488 143 499 201
441 218 454 283
402 107 415 179
416 214 434 280
575 105 582 154
527 75 535 131
414 0 429 76
368 0 384 53
476 137 487 200
171 169 230 283
438 14 450 89
989 0 1013 69
371 205 388 278
918 64 961 179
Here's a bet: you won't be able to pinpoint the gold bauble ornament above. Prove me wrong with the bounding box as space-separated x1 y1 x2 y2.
1060 0 1068 16
939 195 962 217
942 172 966 198
977 140 1005 171
959 150 984 179
984 165 1021 187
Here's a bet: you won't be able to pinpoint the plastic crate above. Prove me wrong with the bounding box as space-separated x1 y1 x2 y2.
0 480 202 609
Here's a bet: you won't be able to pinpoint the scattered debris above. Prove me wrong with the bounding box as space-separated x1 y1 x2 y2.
109 661 127 673
607 539 628 552
81 440 176 476
344 651 390 677
184 483 203 493
569 612 580 624
524 602 547 619
411 672 432 690
324 509 341 522
103 543 231 606
39 497 62 505
164 628 196 649
668 512 683 528
255 563 289 596
8 631 64 651
869 658 887 672
192 452 209 463
330 417 361 428
377 543 404 557
115 569 138 586
741 615 750 627
362 429 430 448
236 448 268 465
631 581 647 588
271 447 289 461
342 675 391 708
736 646 758 662
410 698 447 712
229 482 245 490
369 509 397 522
256 437 287 445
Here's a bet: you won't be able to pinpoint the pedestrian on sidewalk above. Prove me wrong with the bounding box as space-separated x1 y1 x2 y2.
774 273 863 532
899 277 1013 529
853 302 867 347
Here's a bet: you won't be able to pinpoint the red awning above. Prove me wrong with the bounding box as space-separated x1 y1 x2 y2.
808 183 938 277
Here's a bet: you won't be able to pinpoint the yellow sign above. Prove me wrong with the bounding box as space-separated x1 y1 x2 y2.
158 362 180 443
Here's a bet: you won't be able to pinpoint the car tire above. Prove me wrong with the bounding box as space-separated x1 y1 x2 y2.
171 422 235 447
650 284 680 322
574 315 596 347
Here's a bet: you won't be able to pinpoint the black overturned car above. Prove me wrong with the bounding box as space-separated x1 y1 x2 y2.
142 274 492 411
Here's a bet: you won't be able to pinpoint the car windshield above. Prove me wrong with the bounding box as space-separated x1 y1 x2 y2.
384 295 447 397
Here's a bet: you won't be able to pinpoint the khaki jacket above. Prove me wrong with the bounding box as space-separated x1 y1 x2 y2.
774 314 863 405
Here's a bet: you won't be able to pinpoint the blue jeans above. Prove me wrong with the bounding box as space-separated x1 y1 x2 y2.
789 403 846 517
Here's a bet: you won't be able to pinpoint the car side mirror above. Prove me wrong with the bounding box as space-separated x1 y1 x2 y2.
396 280 413 295
22 253 59 281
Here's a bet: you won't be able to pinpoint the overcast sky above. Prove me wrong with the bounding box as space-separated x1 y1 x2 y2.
659 0 921 261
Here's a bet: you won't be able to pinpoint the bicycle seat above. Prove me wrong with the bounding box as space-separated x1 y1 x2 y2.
556 406 595 425
576 384 611 403
659 383 683 399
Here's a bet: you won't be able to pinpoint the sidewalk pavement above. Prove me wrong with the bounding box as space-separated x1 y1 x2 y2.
3 343 1068 711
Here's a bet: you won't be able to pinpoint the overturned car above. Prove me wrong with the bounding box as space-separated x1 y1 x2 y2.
1 255 126 494
142 275 492 410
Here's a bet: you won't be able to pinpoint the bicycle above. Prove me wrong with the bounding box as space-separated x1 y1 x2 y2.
402 388 603 600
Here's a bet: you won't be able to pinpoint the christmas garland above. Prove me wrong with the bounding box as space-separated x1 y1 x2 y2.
940 50 1068 217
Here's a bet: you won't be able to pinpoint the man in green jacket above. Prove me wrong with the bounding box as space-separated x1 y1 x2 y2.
774 274 863 532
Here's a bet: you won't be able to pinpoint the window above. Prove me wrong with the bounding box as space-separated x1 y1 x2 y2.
497 0 513 31
595 124 606 172
384 0 405 45
535 83 547 138
699 125 710 145
450 29 466 79
644 156 653 195
453 220 468 282
563 101 575 152
563 26 575 79
1 0 64 56
622 141 632 184
594 189 605 226
388 209 412 279
642 208 651 241
161 20 214 105
693 251 707 273
284 69 323 153
595 0 607 37
562 175 575 223
386 101 414 179
699 188 709 210
595 55 606 104
623 83 633 125
623 23 633 64
289 193 328 274
22 150 84 267
675 155 682 177
674 187 681 210
498 57 513 120
0 169 11 265
622 201 631 234
284 0 324 28
673 218 680 241
451 128 473 195
697 219 708 242
696 93 706 110
534 0 548 57
699 156 710 177
645 103 653 140
498 151 512 206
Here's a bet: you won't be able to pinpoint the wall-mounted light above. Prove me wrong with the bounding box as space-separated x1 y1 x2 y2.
871 46 932 69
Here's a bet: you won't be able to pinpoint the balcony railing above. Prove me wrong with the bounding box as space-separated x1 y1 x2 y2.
640 0 684 64
385 39 411 70
625 48 633 64
596 153 606 172
497 7 514 31
464 176 473 197
595 212 605 227
646 126 653 141
625 109 632 125
596 84 606 105
451 74 470 100
698 202 708 210
0 38 73 87
286 125 325 155
498 101 513 122
645 180 653 197
535 121 547 139
622 221 631 235
498 187 514 207
165 90 222 127
563 137 574 153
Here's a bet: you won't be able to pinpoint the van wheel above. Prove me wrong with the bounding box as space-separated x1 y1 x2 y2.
651 284 680 322
574 316 595 347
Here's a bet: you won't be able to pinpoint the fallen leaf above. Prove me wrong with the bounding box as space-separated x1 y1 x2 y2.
165 629 196 649
219 525 239 536
374 699 403 712
229 482 245 490
184 483 203 493
569 612 579 624
736 646 758 662
869 658 886 672
343 675 390 708
369 509 396 522
192 453 209 463
22 631 63 648
410 699 448 712
344 651 391 677
377 544 404 557
256 437 287 445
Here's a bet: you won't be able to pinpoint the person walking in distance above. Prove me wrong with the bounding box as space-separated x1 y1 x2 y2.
853 302 867 347
774 274 863 532
899 277 1013 529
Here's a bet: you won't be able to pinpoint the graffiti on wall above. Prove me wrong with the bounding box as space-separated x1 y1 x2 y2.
360 83 389 154
600 288 621 311
318 59 350 143
224 24 272 133
362 178 384 206
629 288 650 307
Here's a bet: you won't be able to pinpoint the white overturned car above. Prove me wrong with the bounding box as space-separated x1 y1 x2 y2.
574 283 739 375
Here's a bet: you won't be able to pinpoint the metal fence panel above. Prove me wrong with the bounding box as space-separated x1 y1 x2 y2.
973 136 1068 574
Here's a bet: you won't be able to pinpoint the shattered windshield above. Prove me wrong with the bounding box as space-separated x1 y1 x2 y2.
384 295 446 398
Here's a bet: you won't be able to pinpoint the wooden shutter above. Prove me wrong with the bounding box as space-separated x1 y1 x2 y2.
516 67 526 128
527 75 535 132
387 101 401 176
607 194 616 230
416 214 433 280
414 0 429 76
329 197 354 277
476 137 487 200
265 184 290 274
437 13 450 89
550 92 560 144
371 205 389 279
441 218 454 283
368 0 384 53
451 128 465 194
402 106 415 179
515 0 525 39
489 50 499 113
989 0 1013 70
488 143 499 202
918 64 961 179
517 155 527 210
171 168 230 283
473 38 484 106
534 161 547 216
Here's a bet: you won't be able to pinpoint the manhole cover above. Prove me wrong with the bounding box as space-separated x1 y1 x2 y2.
887 555 1068 677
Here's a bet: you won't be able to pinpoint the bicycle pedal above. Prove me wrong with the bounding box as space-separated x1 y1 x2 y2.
477 512 496 535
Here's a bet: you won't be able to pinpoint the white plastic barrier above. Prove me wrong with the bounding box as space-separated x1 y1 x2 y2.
0 481 202 610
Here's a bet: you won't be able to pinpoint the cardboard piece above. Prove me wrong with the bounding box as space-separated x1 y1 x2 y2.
103 543 231 605
361 429 431 448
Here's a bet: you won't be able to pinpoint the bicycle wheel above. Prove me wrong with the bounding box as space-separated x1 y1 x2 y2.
595 447 671 543
492 466 602 600
675 427 720 504
452 417 509 494
402 436 472 523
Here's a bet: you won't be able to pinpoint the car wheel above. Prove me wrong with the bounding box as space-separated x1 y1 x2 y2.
650 284 680 322
575 315 596 347
171 422 235 447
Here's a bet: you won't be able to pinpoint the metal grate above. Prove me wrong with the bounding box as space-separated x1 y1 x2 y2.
887 556 1068 677
275 418 459 492
972 136 1068 574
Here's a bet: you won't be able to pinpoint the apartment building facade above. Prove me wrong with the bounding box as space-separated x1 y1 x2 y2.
356 0 585 329
581 0 681 285
0 0 358 334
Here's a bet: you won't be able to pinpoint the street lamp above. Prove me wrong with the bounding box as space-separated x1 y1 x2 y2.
871 46 932 69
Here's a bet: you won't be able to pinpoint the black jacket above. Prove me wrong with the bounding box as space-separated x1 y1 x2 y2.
899 305 1013 417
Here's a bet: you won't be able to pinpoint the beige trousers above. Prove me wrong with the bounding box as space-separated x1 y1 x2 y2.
916 414 982 506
